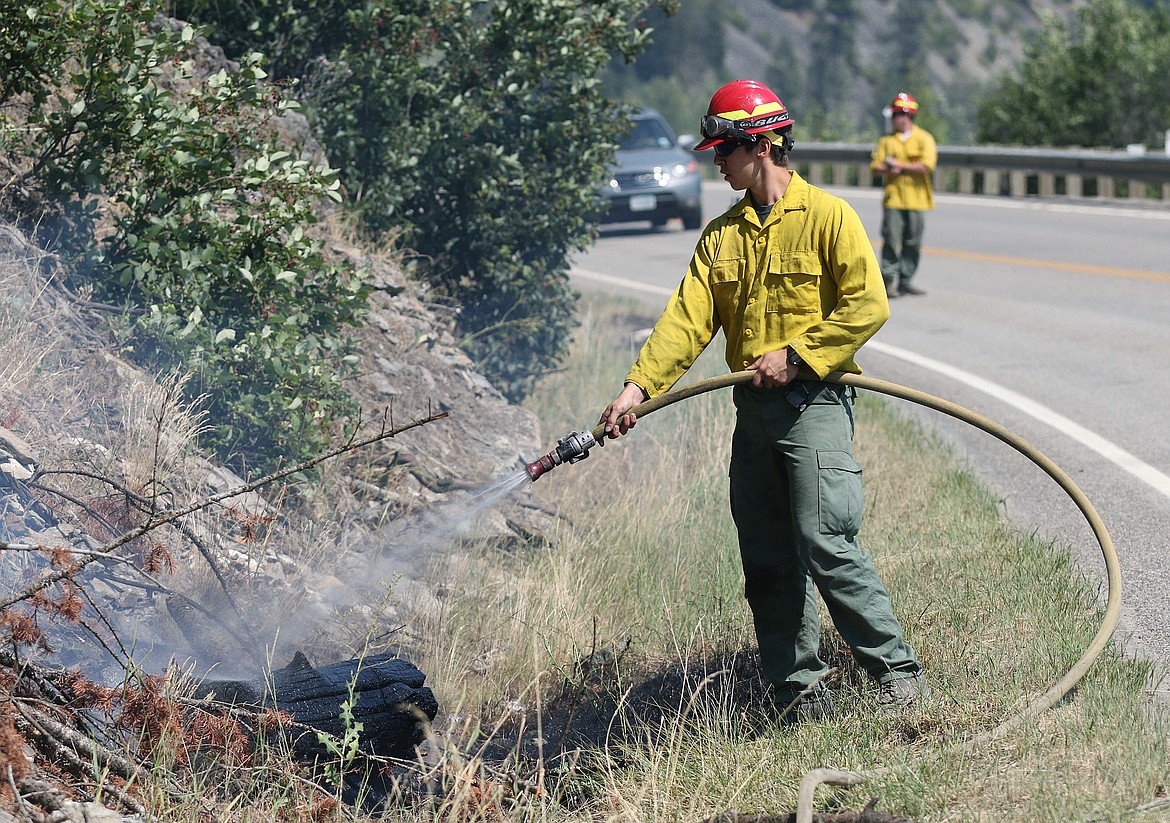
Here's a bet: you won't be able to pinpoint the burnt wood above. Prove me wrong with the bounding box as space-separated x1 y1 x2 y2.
201 650 439 760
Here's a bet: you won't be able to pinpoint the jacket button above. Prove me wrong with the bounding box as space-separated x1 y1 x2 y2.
744 329 754 337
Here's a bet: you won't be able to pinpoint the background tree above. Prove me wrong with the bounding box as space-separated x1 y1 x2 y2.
977 0 1170 147
604 0 722 137
800 0 863 139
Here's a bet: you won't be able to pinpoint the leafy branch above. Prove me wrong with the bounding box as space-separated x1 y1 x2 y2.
0 2 371 477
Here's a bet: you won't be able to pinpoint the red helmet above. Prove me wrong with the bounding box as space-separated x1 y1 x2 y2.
694 80 795 151
890 92 919 116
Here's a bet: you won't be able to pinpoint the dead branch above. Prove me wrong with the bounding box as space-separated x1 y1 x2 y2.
13 699 172 819
31 474 187 577
32 467 262 656
0 650 68 706
0 410 448 611
73 586 132 667
7 765 48 823
14 699 141 785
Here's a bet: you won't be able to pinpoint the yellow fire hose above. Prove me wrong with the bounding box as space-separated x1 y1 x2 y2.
580 368 1123 819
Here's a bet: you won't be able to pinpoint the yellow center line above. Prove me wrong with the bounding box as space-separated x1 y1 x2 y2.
920 245 1170 284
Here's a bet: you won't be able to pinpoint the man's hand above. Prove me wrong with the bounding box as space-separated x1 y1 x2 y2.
749 349 800 389
600 383 648 440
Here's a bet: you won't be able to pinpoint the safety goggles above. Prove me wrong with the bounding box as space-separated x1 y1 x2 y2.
713 139 751 157
700 114 755 144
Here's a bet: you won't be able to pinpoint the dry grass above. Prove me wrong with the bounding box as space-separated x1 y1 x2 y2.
0 248 214 497
3 242 1166 820
382 291 1168 822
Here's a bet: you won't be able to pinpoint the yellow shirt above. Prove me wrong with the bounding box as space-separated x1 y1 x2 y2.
625 172 890 398
871 124 937 211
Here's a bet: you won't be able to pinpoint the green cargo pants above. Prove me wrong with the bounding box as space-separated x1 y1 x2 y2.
879 207 926 288
729 381 922 701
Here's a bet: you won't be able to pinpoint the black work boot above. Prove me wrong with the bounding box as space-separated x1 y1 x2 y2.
770 687 836 726
877 672 931 710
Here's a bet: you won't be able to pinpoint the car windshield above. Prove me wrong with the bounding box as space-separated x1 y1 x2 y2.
620 117 675 151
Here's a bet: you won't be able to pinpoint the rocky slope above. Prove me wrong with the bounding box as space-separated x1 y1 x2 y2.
0 179 556 817
709 0 1089 142
0 214 551 681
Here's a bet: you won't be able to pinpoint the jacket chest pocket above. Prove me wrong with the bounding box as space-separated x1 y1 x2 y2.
710 257 745 307
765 251 822 315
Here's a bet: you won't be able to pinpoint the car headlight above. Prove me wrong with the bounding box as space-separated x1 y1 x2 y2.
652 162 699 186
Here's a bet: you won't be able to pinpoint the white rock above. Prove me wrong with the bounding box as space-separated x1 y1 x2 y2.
59 801 125 823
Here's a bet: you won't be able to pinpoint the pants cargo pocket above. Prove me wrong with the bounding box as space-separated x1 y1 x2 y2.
817 449 863 537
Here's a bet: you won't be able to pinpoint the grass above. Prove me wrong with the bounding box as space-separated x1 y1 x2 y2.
4 233 1166 820
393 291 1168 821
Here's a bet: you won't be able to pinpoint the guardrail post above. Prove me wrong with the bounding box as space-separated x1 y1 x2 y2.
1009 171 1027 197
1038 173 1055 197
1066 174 1083 198
1098 176 1115 198
957 168 974 194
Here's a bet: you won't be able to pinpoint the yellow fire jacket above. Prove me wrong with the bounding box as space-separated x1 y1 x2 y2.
624 172 890 398
870 124 937 211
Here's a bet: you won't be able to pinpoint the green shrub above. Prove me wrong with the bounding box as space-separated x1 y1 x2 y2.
0 0 368 476
173 0 672 401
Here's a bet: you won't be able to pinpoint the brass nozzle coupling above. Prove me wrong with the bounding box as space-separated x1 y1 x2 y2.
524 429 598 481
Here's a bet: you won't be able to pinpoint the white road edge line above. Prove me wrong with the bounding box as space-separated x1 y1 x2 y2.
868 340 1170 501
573 267 674 297
572 268 1170 501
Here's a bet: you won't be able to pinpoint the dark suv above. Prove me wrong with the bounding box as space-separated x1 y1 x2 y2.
599 109 703 231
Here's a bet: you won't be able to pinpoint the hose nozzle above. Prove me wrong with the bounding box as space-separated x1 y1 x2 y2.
525 429 598 481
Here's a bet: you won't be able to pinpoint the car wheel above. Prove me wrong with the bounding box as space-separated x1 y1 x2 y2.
650 214 669 230
682 207 703 231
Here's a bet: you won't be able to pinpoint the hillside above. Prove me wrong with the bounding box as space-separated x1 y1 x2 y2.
614 0 1093 144
0 24 557 816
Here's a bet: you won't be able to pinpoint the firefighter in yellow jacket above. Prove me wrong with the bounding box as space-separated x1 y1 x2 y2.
600 80 928 725
870 92 937 298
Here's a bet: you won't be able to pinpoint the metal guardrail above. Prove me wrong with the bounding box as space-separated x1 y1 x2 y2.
794 142 1170 201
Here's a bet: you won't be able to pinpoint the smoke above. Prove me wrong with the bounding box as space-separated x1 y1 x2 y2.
0 242 543 686
230 469 536 675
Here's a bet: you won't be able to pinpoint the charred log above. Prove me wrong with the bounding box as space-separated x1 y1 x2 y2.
198 650 438 761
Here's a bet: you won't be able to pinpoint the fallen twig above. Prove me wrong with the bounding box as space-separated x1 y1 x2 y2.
0 410 448 611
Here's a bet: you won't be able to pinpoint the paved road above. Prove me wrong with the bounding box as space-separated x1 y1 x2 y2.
571 181 1170 693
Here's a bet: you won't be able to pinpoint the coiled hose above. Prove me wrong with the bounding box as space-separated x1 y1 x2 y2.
591 369 1122 819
